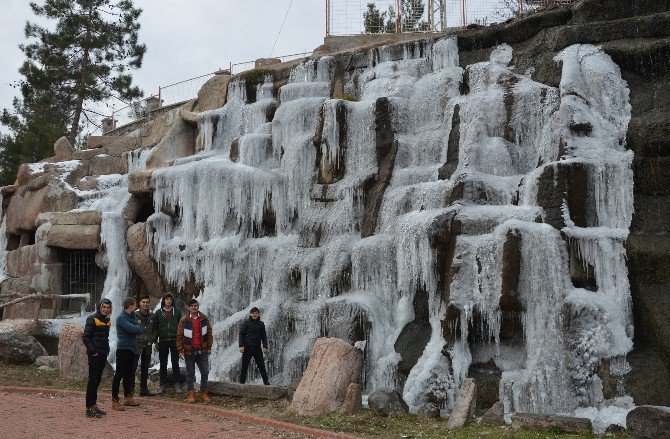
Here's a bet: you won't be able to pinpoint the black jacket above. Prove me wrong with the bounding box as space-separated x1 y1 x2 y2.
239 317 268 348
82 310 111 355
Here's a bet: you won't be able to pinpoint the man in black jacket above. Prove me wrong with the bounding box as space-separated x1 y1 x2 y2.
132 294 157 396
82 298 112 418
238 307 270 385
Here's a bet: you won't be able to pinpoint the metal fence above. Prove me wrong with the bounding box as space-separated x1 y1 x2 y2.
326 0 579 35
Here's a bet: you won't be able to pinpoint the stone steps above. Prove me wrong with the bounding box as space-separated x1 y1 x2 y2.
626 234 670 286
627 115 670 159
633 156 670 195
632 195 670 234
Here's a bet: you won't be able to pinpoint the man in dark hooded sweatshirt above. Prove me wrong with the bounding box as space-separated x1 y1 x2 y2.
238 306 270 385
82 297 112 418
155 292 183 393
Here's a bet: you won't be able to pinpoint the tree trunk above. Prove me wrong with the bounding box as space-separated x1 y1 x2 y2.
68 7 93 143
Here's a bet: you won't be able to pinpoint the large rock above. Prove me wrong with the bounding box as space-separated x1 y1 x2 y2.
0 332 47 364
58 323 90 379
207 381 287 400
446 378 477 430
88 153 127 175
53 136 74 161
46 224 101 250
35 355 59 370
6 180 78 234
50 210 102 226
289 337 363 415
481 401 505 426
368 388 409 416
626 406 670 439
194 74 231 112
127 222 164 296
511 413 592 433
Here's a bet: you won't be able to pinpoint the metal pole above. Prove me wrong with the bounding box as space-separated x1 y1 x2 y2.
428 0 435 31
325 0 330 36
396 0 402 33
461 0 467 28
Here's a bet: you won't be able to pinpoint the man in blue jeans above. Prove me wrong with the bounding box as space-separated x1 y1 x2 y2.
177 299 213 403
82 298 112 418
111 297 143 410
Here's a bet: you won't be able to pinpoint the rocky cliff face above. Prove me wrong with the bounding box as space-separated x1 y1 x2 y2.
1 0 668 428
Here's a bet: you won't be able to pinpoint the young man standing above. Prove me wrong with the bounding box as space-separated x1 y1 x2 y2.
112 297 143 410
238 307 270 385
177 299 213 403
132 294 156 396
82 298 113 418
155 293 183 394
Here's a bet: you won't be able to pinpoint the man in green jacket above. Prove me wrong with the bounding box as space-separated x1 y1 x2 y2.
155 293 183 393
132 294 157 396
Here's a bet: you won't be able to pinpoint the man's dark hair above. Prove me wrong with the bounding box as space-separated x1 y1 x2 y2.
139 294 150 301
250 307 259 313
188 299 199 306
123 297 136 309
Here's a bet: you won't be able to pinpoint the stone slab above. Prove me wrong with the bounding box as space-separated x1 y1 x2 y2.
207 381 287 400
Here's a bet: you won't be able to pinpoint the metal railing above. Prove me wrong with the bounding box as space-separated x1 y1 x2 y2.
104 50 314 133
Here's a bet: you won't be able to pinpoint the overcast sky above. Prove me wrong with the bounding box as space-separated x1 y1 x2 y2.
0 0 325 133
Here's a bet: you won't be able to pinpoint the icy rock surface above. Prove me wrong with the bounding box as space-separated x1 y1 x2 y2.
68 38 632 417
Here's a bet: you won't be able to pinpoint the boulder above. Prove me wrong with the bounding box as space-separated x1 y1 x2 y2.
289 337 363 415
50 210 102 226
482 401 505 426
148 367 187 384
6 181 78 234
626 406 670 439
255 57 281 68
35 355 59 370
368 388 409 416
339 383 362 414
194 75 230 112
511 413 592 433
207 381 287 400
127 222 164 296
447 378 477 430
53 136 74 161
86 135 117 149
46 224 101 250
58 323 89 379
0 332 47 364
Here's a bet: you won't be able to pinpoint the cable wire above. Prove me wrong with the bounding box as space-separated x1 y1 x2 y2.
269 0 295 57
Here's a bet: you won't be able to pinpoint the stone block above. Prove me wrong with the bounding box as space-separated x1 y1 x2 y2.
46 224 101 250
6 181 78 234
50 210 102 226
289 337 363 415
128 171 153 195
482 401 505 426
207 381 287 400
86 135 118 149
89 153 127 175
338 383 362 414
447 378 477 430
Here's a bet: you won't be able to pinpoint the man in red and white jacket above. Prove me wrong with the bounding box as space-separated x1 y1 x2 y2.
177 299 213 403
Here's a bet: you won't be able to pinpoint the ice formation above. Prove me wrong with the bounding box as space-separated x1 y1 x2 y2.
24 36 632 424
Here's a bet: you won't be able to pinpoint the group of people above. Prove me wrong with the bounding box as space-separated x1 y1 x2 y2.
81 293 270 419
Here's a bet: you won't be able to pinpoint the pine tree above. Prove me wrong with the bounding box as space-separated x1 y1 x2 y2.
363 3 388 33
400 0 429 31
0 0 146 186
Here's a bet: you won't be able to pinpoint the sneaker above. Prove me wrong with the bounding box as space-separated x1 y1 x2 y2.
174 383 182 393
264 382 271 386
92 405 106 415
86 407 102 418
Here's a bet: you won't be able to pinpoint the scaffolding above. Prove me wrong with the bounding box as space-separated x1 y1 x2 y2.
326 0 579 35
